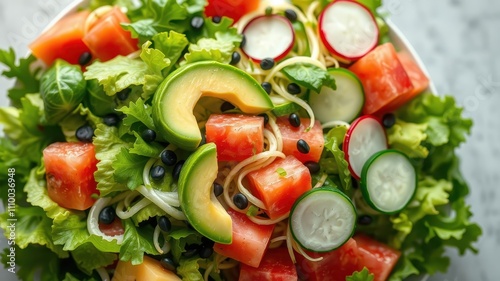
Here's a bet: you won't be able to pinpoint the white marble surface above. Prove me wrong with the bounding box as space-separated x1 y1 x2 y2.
0 0 499 280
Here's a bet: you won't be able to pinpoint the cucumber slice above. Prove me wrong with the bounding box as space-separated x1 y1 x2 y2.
290 187 356 252
360 149 417 214
309 68 364 123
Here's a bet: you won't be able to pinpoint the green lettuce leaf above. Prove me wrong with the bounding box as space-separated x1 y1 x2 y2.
281 63 336 93
0 205 67 258
93 124 130 196
121 0 189 42
346 267 374 281
130 132 164 157
387 120 429 158
119 219 158 264
70 243 117 275
2 245 61 281
322 126 352 191
151 31 189 74
0 94 64 163
116 98 156 131
51 212 121 252
177 257 204 281
169 226 200 263
0 137 31 205
0 49 41 107
112 148 150 190
184 38 234 64
59 105 102 142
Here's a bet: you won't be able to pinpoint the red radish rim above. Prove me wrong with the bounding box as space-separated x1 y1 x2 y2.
318 0 379 62
342 115 388 180
241 14 295 63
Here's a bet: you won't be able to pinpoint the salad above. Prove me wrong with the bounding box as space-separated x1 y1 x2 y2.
0 0 482 280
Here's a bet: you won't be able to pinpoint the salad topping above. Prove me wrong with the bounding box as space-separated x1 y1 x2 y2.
0 0 481 280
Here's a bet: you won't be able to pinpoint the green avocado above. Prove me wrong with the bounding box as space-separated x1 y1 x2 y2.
152 61 273 151
177 143 232 244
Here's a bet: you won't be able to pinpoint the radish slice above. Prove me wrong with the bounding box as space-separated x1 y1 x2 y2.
343 115 387 179
319 0 379 61
241 15 295 62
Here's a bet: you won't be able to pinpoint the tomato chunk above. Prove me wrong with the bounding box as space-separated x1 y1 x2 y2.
83 6 138 61
296 238 361 281
276 117 324 163
246 155 312 219
205 114 265 162
43 142 98 210
214 209 275 268
99 217 125 237
30 10 91 66
353 234 400 281
349 43 414 115
389 51 430 107
205 0 261 22
239 246 297 281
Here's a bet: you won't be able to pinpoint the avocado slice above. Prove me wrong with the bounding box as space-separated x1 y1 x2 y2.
178 143 232 244
152 61 273 151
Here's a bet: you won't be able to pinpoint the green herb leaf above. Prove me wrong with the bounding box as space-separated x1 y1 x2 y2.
93 124 130 196
0 48 41 107
112 148 149 190
282 63 336 93
116 98 156 131
276 167 287 177
120 219 158 264
346 267 374 281
130 132 164 157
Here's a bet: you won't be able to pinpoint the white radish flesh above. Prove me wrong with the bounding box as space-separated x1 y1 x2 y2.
343 115 387 179
242 14 295 62
319 0 379 61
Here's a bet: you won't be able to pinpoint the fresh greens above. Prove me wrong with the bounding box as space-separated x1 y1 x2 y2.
281 63 336 93
40 60 87 124
0 0 481 280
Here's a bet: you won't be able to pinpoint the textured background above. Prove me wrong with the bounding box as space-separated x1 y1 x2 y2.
1 0 499 280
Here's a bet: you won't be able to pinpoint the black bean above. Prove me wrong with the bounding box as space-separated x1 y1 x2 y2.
284 9 298 22
103 114 120 127
213 183 223 197
160 150 177 166
260 58 275 70
287 83 301 95
230 51 241 65
220 101 236 112
212 16 222 23
261 82 272 94
76 125 94 143
157 216 172 232
160 257 176 272
98 206 116 225
78 52 92 66
172 160 185 181
288 113 301 127
201 236 215 248
116 88 131 101
150 165 166 181
259 113 269 125
190 16 204 30
304 161 320 174
233 193 249 210
297 139 310 154
198 245 214 259
357 215 373 225
382 113 396 128
141 129 157 143
183 244 198 258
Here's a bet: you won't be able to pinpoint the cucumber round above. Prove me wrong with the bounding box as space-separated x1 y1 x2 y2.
290 187 356 252
308 68 364 123
360 149 417 214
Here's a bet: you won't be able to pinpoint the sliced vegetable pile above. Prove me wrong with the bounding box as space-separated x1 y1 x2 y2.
0 0 481 281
